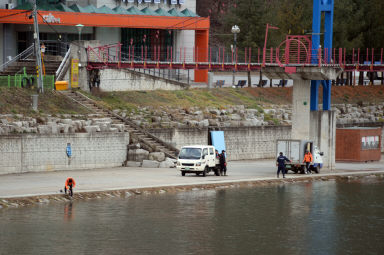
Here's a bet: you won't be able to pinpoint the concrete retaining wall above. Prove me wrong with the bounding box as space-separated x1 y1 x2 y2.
0 133 129 175
99 69 189 91
149 126 291 161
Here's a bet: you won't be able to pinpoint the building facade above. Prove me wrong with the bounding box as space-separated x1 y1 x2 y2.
0 0 209 82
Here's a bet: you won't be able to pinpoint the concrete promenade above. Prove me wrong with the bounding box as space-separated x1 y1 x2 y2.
0 158 383 199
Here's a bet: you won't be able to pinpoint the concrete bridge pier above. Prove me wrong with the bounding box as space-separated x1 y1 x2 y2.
292 79 311 140
263 66 342 170
292 79 336 170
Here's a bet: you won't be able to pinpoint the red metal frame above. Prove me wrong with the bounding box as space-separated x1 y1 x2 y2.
87 42 384 73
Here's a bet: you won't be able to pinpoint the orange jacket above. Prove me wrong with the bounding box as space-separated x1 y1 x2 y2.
65 178 76 188
303 152 313 163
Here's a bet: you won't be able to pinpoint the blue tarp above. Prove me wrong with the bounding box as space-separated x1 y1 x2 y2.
210 131 226 154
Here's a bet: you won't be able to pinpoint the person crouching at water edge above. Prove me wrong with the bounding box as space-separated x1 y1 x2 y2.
276 152 291 178
64 177 76 196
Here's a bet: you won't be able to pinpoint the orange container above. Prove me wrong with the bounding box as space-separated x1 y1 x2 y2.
336 127 382 162
55 81 68 91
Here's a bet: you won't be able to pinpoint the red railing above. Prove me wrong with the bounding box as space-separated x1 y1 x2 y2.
87 43 384 72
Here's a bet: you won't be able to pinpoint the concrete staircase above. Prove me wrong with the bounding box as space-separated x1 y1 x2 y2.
0 59 62 76
59 90 179 159
0 56 62 75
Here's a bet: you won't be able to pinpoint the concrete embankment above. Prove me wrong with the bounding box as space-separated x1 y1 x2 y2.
1 164 383 209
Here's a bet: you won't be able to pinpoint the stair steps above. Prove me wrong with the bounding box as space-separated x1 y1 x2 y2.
59 90 179 159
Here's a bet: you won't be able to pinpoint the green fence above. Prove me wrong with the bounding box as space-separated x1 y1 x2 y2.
0 73 54 90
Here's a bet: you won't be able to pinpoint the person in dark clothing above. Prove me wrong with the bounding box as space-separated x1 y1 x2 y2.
219 150 227 176
276 152 291 178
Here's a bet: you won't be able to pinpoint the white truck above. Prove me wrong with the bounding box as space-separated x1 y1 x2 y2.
176 145 221 177
276 139 324 174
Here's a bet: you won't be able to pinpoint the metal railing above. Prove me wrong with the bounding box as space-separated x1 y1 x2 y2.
0 68 54 90
0 44 35 72
56 47 71 80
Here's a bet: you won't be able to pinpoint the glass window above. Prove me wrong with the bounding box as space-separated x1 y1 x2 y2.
178 148 202 160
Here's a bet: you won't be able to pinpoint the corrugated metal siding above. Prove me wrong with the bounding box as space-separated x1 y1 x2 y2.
336 128 382 162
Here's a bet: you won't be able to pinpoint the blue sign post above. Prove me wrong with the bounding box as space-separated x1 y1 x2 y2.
310 0 334 111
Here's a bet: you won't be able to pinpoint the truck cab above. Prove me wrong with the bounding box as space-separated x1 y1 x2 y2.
176 145 220 176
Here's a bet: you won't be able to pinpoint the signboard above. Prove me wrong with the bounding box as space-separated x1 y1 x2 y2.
71 59 79 88
42 13 61 23
361 136 380 150
210 131 226 154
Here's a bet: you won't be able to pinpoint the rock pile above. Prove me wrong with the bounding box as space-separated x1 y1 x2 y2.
1 102 383 135
0 114 125 135
332 103 384 124
125 143 176 168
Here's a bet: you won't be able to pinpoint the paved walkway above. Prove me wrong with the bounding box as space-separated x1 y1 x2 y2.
1 158 383 198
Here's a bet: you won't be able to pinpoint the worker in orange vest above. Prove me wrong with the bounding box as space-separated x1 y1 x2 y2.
64 177 76 196
303 150 313 174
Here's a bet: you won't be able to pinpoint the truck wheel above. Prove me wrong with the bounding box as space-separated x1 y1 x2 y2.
300 166 306 174
214 168 220 176
314 165 320 174
292 168 298 174
202 167 207 177
181 171 185 176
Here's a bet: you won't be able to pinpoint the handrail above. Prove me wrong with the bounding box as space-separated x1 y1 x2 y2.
73 91 179 158
56 48 71 79
0 44 35 72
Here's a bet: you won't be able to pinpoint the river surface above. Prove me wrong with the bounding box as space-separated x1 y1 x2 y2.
1 178 384 255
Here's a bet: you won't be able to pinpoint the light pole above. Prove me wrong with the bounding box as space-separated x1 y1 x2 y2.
76 24 84 41
32 0 43 93
262 23 279 67
231 25 240 86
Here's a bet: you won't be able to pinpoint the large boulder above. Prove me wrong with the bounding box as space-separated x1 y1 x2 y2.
159 157 176 168
149 152 166 162
198 119 209 127
60 119 73 125
84 125 100 133
142 160 160 168
128 149 149 162
125 161 142 167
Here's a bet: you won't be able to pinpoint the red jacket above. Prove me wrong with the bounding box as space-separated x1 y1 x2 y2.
65 178 76 188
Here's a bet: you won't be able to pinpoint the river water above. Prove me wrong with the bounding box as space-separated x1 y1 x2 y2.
1 178 384 255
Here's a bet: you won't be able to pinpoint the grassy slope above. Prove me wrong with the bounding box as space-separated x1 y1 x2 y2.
1 86 384 115
0 87 90 116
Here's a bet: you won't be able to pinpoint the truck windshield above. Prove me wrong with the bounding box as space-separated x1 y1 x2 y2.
178 148 202 160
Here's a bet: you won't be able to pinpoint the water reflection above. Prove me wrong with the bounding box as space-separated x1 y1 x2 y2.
64 202 74 221
0 180 383 254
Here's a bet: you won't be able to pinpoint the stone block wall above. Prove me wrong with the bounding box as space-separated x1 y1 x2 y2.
223 126 292 160
150 126 291 161
148 128 208 149
0 133 129 175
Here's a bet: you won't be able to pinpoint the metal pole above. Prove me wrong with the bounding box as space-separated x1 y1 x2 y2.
263 24 269 67
32 0 44 93
232 33 237 86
